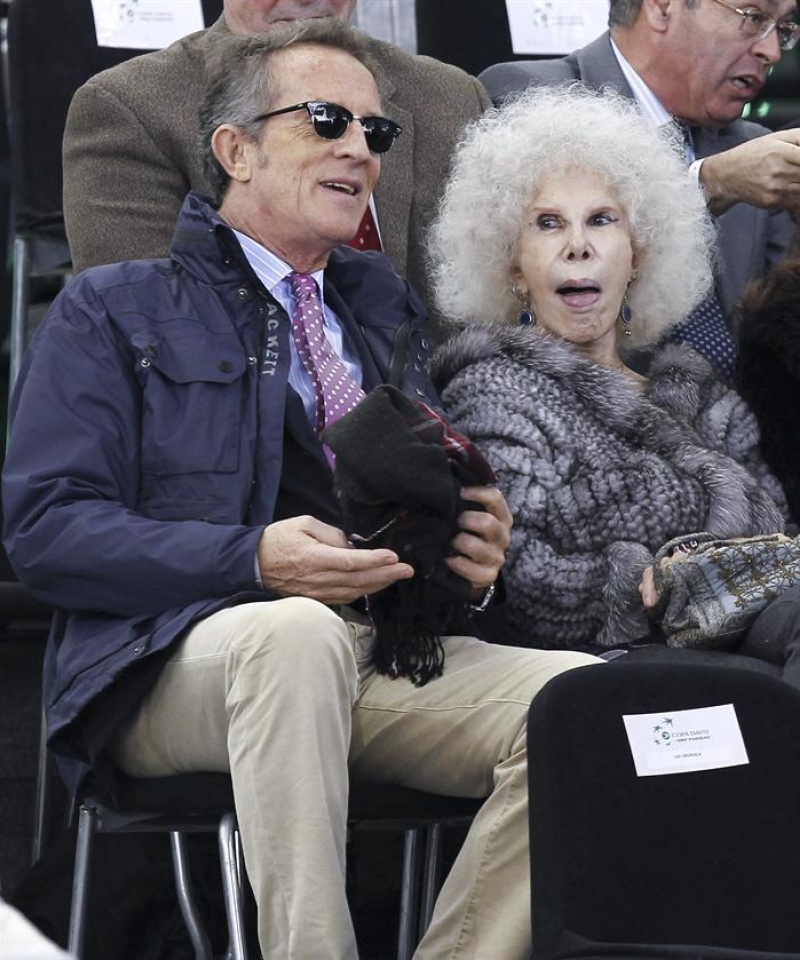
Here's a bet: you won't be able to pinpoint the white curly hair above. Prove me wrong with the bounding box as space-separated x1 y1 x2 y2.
428 84 716 349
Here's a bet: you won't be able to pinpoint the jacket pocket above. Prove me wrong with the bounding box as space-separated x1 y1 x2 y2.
135 330 247 475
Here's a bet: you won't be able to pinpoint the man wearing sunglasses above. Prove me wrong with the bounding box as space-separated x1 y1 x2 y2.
62 0 490 342
5 20 600 960
480 0 800 359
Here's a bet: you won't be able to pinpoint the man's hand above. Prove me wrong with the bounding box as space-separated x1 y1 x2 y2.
257 516 414 605
700 129 800 216
444 486 512 592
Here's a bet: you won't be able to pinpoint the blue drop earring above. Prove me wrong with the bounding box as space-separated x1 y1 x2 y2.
620 291 633 336
512 283 536 327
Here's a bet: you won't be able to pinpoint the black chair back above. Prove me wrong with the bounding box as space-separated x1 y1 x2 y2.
528 663 800 959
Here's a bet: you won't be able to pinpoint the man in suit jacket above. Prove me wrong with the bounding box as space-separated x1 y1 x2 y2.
8 22 599 959
480 0 800 331
62 0 490 340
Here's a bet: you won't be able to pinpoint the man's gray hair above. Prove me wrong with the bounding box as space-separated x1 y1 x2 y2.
609 0 699 28
608 0 644 26
200 19 375 205
428 84 716 349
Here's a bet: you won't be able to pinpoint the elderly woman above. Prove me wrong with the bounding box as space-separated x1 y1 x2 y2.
430 85 797 677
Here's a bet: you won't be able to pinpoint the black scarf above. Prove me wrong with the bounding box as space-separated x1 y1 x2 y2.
322 385 496 685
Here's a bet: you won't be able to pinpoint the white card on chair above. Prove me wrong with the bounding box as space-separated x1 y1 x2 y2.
505 0 608 55
91 0 204 50
623 703 749 777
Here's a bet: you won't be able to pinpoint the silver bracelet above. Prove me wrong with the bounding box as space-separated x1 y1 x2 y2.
471 581 496 612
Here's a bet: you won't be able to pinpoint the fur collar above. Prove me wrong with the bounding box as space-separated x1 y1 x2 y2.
431 324 715 430
432 324 783 539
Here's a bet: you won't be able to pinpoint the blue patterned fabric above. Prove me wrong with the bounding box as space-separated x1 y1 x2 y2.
663 119 737 381
666 294 737 381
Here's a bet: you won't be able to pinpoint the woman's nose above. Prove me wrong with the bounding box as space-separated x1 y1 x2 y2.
566 230 591 260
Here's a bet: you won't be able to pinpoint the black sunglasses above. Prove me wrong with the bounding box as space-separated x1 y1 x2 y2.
250 100 402 154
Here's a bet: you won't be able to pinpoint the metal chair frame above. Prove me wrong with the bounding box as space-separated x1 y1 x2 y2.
66 781 481 960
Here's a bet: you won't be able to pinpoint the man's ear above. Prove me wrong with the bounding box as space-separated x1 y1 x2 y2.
211 124 255 183
642 0 673 32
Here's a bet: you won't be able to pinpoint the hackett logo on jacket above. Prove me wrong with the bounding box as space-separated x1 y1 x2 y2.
263 314 281 376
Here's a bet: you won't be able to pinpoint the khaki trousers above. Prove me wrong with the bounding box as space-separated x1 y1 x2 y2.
109 598 600 959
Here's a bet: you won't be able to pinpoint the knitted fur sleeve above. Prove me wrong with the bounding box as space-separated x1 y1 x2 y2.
434 330 786 651
648 345 791 526
437 344 654 649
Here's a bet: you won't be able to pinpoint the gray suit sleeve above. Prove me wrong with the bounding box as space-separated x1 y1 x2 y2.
479 59 579 105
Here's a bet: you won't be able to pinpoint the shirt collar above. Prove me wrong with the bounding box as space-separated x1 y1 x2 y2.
232 229 326 300
610 37 673 130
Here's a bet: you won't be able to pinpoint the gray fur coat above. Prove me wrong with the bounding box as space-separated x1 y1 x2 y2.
432 327 786 650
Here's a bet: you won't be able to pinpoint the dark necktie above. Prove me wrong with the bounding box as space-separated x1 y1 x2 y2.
346 205 382 252
665 119 737 381
288 272 366 463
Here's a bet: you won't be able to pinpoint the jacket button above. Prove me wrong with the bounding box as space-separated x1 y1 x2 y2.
236 287 249 300
139 358 151 369
247 356 257 365
132 644 145 656
420 337 429 350
219 359 234 373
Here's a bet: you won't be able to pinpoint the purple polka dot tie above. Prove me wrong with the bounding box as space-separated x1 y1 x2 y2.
288 272 366 461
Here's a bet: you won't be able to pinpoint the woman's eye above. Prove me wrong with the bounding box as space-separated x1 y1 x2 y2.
537 215 561 229
590 212 617 226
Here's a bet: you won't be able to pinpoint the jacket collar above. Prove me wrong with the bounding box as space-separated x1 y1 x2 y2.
431 324 716 434
169 192 423 338
575 32 634 97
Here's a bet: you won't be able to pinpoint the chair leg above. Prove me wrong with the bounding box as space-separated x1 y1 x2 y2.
419 822 445 939
169 831 213 960
219 812 249 960
397 827 423 960
68 804 97 959
32 708 51 864
10 235 31 393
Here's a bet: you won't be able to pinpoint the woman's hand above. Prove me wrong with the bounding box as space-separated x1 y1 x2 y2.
638 565 659 610
445 485 513 592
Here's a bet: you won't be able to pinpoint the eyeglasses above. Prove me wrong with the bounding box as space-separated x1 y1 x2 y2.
249 100 402 154
707 0 800 50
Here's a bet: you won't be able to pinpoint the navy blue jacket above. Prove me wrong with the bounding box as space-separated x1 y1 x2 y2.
2 193 438 790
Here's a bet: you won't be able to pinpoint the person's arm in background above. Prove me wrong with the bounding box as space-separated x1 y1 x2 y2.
698 129 800 218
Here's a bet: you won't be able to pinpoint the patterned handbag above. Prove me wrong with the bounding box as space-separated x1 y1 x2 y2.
652 532 800 649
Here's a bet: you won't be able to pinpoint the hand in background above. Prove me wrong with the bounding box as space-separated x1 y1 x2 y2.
701 130 800 216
